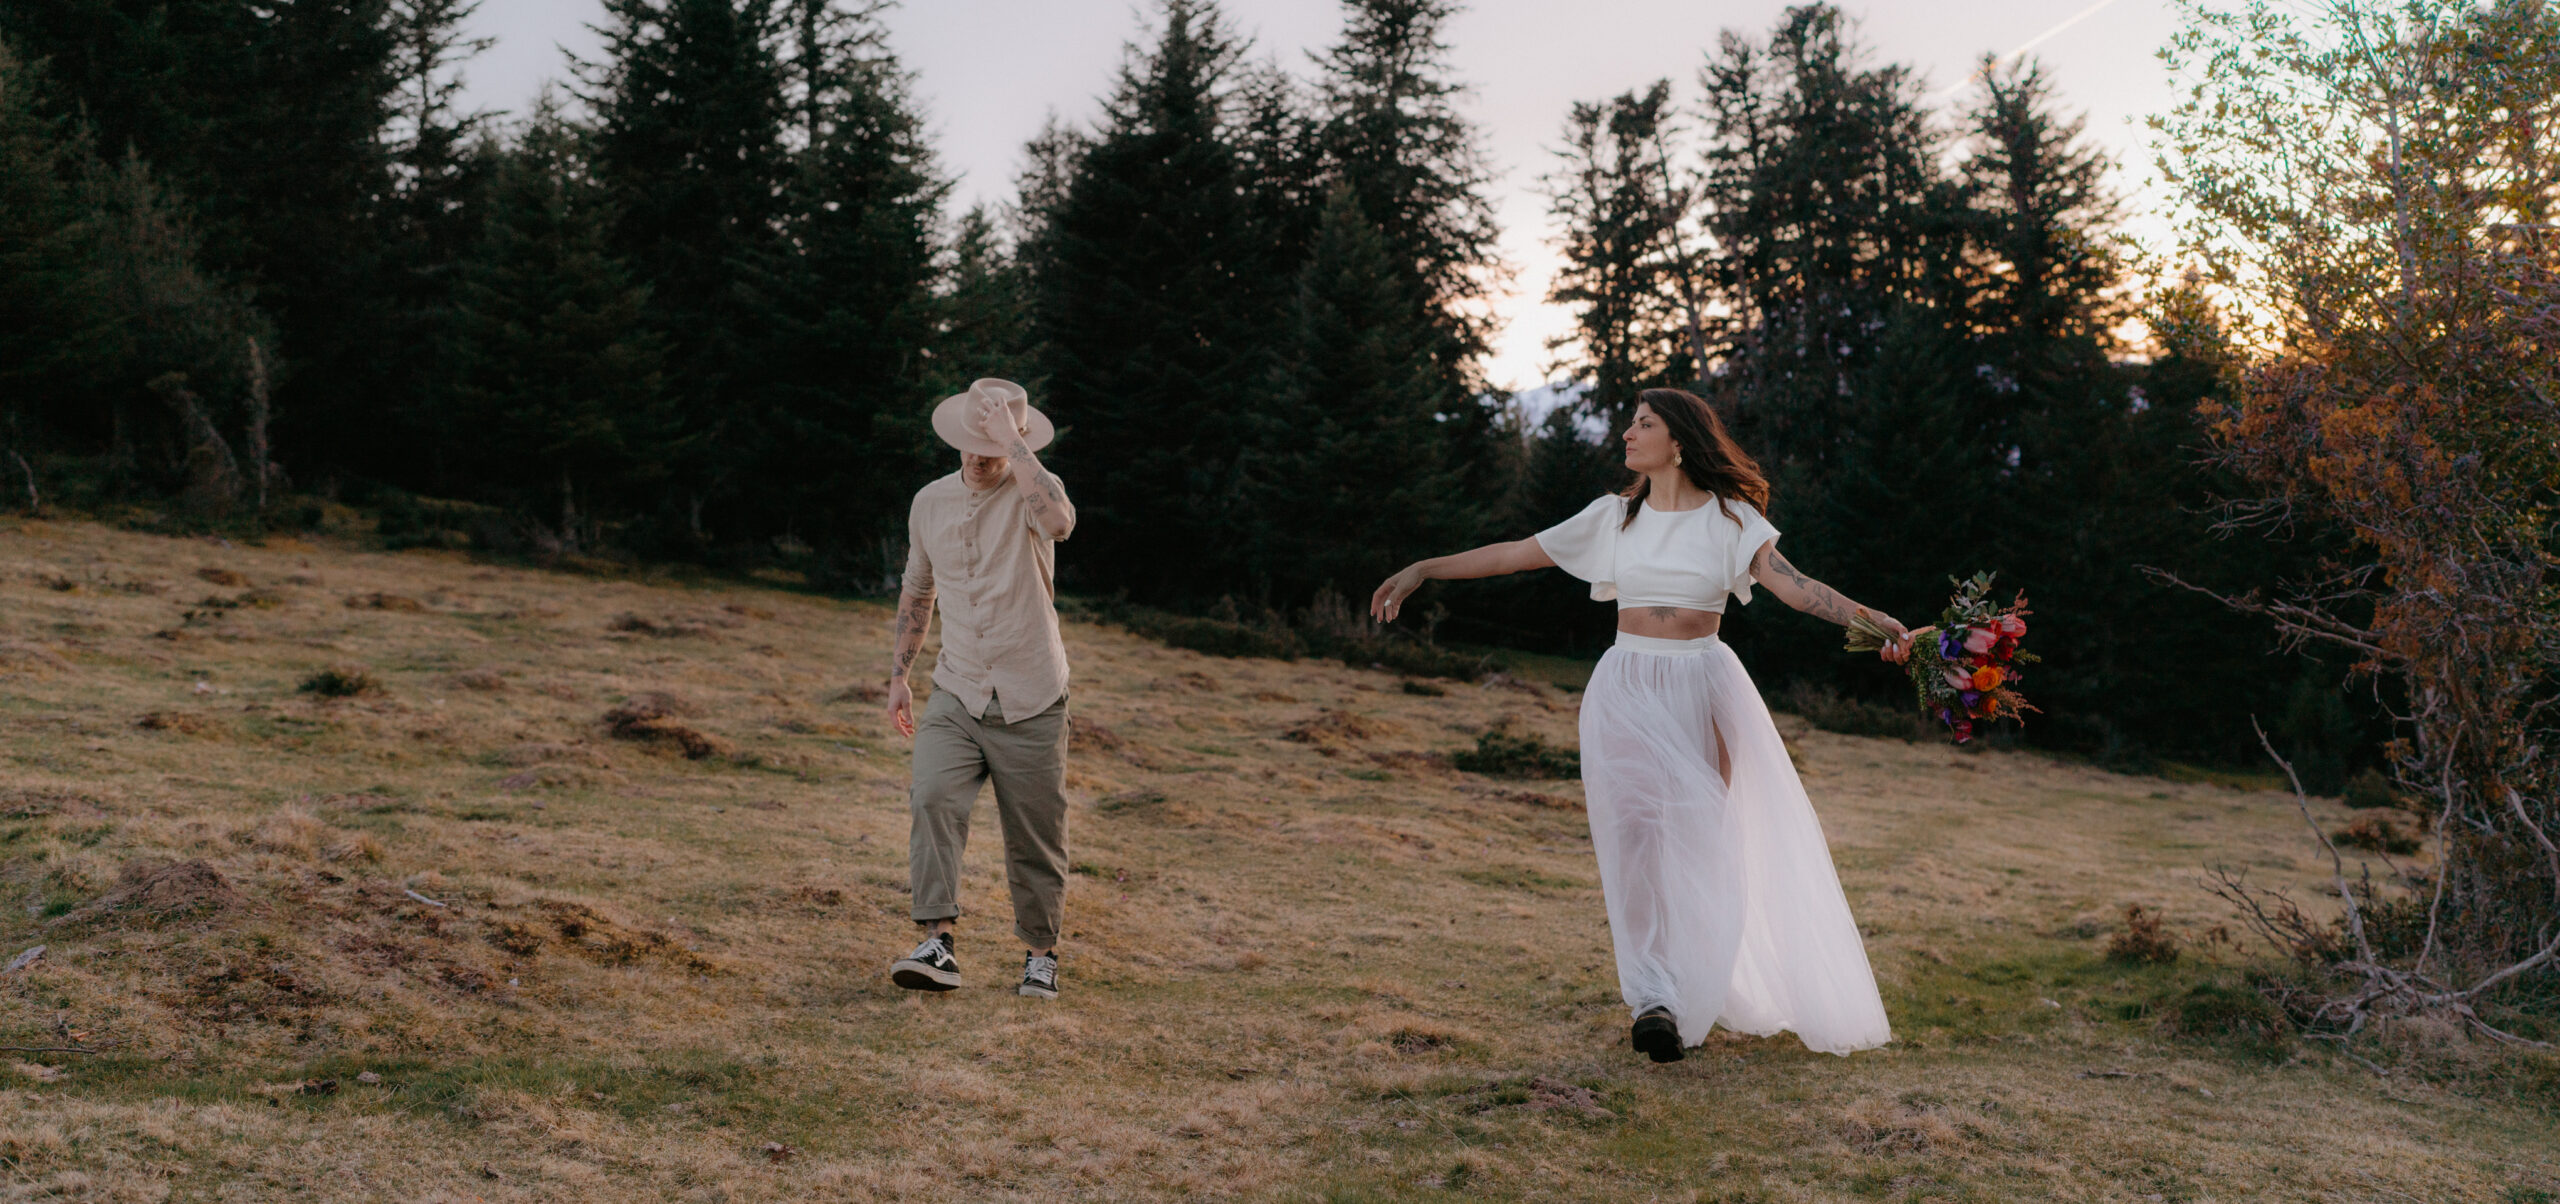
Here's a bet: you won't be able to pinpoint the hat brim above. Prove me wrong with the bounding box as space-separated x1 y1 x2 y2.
931 389 1054 456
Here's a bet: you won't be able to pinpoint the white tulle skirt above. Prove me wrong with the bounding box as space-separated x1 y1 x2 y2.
1579 632 1892 1055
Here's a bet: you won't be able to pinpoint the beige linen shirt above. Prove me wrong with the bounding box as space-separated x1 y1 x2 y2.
902 471 1075 723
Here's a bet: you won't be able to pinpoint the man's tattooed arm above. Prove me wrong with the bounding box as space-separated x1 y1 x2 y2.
998 429 1077 539
1756 544 1861 626
889 584 934 683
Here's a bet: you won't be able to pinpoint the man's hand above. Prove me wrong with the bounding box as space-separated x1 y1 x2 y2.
975 394 1022 451
887 677 916 739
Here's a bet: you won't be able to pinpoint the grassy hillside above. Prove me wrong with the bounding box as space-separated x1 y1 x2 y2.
0 519 2551 1202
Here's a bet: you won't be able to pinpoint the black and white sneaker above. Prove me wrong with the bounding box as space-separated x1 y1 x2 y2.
1631 1007 1684 1063
890 933 960 991
1018 950 1059 999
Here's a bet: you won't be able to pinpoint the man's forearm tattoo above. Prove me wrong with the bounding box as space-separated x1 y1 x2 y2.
890 590 933 679
1007 446 1069 530
1768 549 1856 625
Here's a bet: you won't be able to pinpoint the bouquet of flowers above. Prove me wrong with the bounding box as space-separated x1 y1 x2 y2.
1843 571 2038 744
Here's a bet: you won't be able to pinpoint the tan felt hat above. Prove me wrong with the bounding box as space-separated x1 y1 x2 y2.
931 378 1054 456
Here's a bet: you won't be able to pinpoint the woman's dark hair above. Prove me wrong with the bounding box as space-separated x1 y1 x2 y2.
1618 388 1771 528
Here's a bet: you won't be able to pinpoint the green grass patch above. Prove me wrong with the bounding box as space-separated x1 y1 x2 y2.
1457 865 1590 894
1450 730 1579 779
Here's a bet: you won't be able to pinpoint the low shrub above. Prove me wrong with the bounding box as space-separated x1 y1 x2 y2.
300 664 382 698
1093 589 1497 680
2334 813 2423 855
2341 767 2404 810
2162 978 2293 1060
1452 728 1579 779
2104 903 2180 965
1777 681 1936 742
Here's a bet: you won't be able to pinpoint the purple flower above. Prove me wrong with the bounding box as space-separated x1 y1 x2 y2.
1938 630 1965 660
1958 689 1983 709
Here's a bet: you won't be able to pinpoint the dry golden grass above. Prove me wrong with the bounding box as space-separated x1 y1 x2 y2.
0 517 2553 1202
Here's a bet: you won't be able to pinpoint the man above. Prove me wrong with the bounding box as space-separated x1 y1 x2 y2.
884 378 1077 999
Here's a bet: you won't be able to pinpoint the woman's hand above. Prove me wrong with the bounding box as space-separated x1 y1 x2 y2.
1869 612 1914 664
1370 564 1425 623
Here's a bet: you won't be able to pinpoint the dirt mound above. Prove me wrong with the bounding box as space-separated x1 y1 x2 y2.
486 901 720 974
195 567 248 587
605 611 740 638
343 592 424 612
135 710 219 736
56 859 244 928
602 694 734 760
494 741 614 769
1069 715 1125 750
1 788 107 819
1283 708 1407 746
0 641 74 676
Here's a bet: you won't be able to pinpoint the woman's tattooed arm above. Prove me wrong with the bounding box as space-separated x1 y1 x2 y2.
1755 544 1860 626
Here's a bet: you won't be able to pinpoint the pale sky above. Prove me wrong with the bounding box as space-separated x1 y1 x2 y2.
455 0 2186 390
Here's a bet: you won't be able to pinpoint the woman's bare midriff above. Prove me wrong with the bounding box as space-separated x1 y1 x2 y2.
1616 606 1722 640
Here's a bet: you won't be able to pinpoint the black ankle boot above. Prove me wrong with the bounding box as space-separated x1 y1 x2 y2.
1631 1007 1684 1063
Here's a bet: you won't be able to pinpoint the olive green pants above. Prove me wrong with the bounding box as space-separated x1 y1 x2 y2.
906 690 1069 949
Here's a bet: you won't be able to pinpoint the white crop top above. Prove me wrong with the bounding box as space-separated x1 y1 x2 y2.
1533 493 1779 613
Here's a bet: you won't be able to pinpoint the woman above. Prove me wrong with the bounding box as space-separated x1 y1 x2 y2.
1370 388 1907 1062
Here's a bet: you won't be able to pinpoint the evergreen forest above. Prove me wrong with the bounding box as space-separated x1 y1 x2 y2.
0 0 2381 780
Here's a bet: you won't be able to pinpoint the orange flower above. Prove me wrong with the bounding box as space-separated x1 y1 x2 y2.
1971 665 2005 691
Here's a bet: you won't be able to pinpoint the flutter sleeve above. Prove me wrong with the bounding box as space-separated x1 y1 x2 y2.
1724 500 1780 605
1534 495 1623 601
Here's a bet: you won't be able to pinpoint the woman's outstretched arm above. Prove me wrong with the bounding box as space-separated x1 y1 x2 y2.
1750 541 1913 663
1371 539 1557 623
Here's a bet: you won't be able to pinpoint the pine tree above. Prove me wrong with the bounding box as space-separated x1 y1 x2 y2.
1026 0 1283 602
442 99 672 549
378 0 495 477
581 0 789 543
1697 4 1957 471
1245 186 1456 598
0 38 84 429
1542 81 1695 431
1311 0 1508 521
0 0 404 480
742 0 947 571
1958 59 2120 352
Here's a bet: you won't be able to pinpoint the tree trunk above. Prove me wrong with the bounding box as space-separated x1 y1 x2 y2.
559 472 580 555
245 337 273 512
150 372 242 515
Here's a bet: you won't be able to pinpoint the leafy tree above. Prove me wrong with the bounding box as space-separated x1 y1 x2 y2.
2156 0 2560 1006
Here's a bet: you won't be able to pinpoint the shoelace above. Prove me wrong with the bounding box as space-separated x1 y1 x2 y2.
908 936 948 963
1023 954 1057 985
